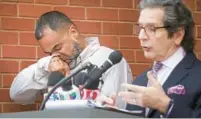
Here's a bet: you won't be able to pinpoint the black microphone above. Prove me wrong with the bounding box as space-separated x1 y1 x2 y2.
39 62 93 110
48 71 72 91
73 65 100 90
80 50 123 90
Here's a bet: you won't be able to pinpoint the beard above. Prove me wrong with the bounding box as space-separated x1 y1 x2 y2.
67 42 83 69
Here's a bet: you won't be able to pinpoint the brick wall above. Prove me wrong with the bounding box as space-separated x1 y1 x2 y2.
0 0 200 113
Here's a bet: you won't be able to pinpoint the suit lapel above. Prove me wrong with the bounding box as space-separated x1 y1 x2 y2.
147 52 196 117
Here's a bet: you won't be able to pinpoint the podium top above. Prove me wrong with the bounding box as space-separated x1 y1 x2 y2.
0 107 141 118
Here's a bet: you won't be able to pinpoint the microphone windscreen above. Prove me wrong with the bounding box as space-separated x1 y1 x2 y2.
73 72 87 87
48 71 72 91
48 71 65 86
73 72 99 89
109 50 123 65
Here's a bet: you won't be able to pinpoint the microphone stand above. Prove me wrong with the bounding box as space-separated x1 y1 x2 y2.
39 62 92 110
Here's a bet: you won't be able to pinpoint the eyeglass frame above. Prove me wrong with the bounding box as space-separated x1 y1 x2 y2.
135 23 170 37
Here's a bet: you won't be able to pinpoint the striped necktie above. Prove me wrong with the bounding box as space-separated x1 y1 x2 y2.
146 62 163 117
152 62 163 77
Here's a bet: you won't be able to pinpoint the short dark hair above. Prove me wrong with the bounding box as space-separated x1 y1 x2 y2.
35 11 75 40
139 0 195 52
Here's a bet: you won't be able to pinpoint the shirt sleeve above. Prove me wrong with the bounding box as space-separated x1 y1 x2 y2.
10 56 52 104
100 58 133 109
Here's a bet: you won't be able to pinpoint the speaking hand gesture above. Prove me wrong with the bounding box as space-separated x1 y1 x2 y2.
119 71 171 113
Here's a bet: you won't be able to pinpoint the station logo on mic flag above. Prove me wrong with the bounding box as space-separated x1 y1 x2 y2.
69 92 77 99
81 88 100 100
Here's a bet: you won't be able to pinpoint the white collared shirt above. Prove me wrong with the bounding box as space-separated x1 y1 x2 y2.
156 47 186 86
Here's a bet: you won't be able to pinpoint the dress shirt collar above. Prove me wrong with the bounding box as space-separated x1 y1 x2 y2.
161 47 186 69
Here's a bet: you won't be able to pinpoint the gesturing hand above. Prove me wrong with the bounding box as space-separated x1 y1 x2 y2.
119 71 170 113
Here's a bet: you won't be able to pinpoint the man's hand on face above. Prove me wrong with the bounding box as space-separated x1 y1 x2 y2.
48 56 70 76
119 71 171 113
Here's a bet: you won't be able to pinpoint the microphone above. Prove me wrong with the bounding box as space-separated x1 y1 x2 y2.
46 71 81 101
40 62 93 110
73 71 100 100
73 65 99 90
45 72 67 101
48 71 72 90
81 50 123 90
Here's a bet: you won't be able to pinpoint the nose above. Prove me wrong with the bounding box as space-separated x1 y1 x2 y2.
138 29 148 41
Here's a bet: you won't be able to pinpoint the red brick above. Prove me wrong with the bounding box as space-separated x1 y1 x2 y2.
19 4 52 18
120 37 141 49
0 31 18 44
0 89 12 102
103 23 133 35
18 0 34 2
120 50 135 62
195 40 201 52
37 46 48 59
198 26 201 38
0 74 2 87
2 46 36 59
0 46 1 58
74 21 101 34
19 32 38 45
0 0 34 3
0 3 17 16
2 74 16 88
183 0 195 11
136 50 152 63
69 0 100 6
194 13 201 25
0 60 19 73
130 63 150 76
0 18 2 29
99 36 119 49
0 104 2 112
134 0 140 9
87 8 118 21
197 0 201 11
119 10 139 22
102 0 133 8
54 7 85 20
20 60 36 70
1 18 34 31
35 0 67 5
3 104 37 112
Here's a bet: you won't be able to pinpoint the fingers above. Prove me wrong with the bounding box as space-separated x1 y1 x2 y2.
118 92 143 107
119 91 140 101
121 83 146 93
48 56 69 75
96 95 115 106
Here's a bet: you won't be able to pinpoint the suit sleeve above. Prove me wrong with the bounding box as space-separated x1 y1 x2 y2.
9 56 52 104
168 95 201 118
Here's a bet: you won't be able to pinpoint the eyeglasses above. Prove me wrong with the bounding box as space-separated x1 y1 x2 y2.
135 24 169 37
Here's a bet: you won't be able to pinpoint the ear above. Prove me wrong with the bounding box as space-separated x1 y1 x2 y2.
173 28 185 46
68 24 79 42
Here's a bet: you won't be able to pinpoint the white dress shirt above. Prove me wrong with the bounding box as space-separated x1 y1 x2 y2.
156 47 186 86
10 37 133 109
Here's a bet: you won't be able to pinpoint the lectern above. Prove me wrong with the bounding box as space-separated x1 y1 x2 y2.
0 107 141 118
